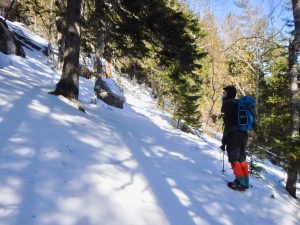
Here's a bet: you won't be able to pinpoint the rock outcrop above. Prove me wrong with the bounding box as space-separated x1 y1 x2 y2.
0 18 25 57
94 78 125 109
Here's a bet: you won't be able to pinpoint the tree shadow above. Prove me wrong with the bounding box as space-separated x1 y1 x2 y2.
1 59 298 225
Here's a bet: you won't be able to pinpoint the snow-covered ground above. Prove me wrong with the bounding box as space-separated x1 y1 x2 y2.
0 21 299 225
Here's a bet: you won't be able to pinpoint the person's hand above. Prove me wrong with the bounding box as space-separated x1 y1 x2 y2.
253 123 257 133
220 145 226 151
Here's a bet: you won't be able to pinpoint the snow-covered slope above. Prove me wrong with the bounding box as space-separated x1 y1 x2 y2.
0 24 299 225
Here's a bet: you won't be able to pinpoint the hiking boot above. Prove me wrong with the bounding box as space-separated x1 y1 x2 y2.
227 179 247 191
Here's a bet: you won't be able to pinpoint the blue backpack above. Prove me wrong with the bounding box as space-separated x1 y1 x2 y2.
236 96 256 131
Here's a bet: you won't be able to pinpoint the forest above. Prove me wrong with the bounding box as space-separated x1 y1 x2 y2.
1 0 299 198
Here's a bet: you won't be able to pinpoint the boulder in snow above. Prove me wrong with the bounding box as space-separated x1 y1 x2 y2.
0 18 25 57
0 18 16 55
94 77 125 109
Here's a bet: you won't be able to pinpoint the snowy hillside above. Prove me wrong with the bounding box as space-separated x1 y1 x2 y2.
0 21 299 225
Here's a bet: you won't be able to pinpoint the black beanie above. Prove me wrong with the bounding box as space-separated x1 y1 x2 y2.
223 85 237 99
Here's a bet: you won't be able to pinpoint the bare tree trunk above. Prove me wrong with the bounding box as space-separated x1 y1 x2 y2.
95 0 105 78
206 58 218 124
52 0 81 100
54 0 67 70
286 0 300 198
4 0 16 21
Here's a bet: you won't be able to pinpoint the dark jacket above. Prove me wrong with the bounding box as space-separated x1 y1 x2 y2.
221 98 239 145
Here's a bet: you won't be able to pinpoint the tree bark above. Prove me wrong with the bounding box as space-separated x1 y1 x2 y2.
53 0 81 100
54 0 66 70
286 0 300 198
95 0 105 78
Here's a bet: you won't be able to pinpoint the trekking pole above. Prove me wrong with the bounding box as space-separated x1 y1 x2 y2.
222 150 225 173
220 145 226 173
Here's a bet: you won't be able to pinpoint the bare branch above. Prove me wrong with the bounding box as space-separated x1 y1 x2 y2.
223 35 287 53
225 50 256 74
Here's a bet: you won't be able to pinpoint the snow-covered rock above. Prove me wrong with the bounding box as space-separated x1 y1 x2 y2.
94 77 125 109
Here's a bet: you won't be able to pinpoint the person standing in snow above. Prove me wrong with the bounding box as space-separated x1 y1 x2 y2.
220 85 249 191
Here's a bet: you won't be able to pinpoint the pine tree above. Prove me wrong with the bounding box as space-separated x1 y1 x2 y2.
260 47 289 146
285 0 300 198
52 0 81 100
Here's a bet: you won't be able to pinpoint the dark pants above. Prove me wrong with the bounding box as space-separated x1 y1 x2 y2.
226 130 248 163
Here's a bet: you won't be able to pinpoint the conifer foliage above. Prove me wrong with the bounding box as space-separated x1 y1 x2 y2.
10 1 204 127
81 0 206 127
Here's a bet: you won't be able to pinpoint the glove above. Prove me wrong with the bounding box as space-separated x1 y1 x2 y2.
220 145 226 151
253 123 257 133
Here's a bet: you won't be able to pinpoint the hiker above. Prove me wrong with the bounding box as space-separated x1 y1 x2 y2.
221 85 249 191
